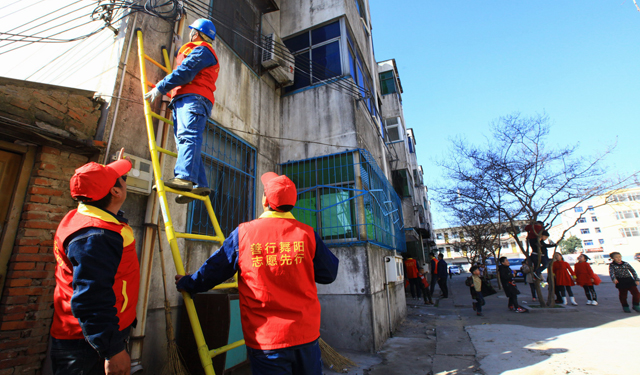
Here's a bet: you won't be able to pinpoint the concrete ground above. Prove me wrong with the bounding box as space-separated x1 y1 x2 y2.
323 263 640 375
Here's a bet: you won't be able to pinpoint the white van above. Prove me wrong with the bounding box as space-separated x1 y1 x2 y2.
593 254 611 265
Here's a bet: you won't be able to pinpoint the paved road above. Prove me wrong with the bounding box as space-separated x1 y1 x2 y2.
324 261 640 375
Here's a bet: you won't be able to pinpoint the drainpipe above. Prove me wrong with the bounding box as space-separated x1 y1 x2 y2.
129 15 185 374
383 255 393 338
103 12 138 163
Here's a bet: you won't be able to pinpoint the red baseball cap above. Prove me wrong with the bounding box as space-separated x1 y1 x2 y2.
261 172 297 212
70 159 132 202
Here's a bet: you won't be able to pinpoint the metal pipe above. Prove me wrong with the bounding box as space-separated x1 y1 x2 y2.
103 12 138 164
383 255 393 338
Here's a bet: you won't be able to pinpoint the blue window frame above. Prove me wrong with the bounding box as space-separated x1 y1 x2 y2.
188 121 257 237
598 239 605 245
284 21 342 93
574 206 583 213
583 239 594 246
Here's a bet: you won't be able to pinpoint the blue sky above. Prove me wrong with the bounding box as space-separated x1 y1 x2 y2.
370 0 640 228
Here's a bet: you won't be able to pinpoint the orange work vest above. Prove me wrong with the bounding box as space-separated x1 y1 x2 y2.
169 41 219 105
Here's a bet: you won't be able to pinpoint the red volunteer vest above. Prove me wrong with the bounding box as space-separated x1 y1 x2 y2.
237 211 320 350
404 258 418 279
51 204 140 340
168 41 219 104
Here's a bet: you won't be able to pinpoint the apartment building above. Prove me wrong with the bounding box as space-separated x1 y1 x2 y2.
0 0 435 373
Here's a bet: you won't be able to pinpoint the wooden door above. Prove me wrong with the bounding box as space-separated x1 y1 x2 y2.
0 149 22 287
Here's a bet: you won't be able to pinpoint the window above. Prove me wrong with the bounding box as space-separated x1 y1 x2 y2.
444 233 449 243
436 233 443 240
595 227 601 233
587 205 594 211
580 228 590 234
413 169 423 187
346 28 378 119
384 117 403 142
583 240 594 246
620 227 640 237
392 169 412 198
615 210 640 220
608 192 640 202
379 71 396 95
574 207 583 213
209 0 276 72
189 122 256 236
591 216 598 222
406 129 415 154
284 21 342 93
599 239 605 245
577 217 587 223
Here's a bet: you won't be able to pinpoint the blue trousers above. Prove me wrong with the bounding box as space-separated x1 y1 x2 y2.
246 339 323 375
171 95 212 188
50 338 105 375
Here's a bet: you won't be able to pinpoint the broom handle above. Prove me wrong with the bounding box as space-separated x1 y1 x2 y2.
156 224 176 342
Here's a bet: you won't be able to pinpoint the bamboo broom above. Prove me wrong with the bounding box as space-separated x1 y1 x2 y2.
319 338 356 373
156 225 191 375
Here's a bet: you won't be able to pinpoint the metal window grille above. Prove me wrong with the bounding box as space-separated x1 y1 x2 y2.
188 121 256 237
280 149 406 252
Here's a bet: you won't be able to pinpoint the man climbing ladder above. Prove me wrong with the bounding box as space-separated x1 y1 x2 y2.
145 18 219 204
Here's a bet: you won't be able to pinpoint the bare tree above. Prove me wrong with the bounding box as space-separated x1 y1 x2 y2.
437 113 638 307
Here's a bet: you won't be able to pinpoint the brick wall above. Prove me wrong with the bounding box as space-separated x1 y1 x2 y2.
0 146 89 375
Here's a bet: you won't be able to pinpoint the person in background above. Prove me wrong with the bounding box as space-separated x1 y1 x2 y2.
498 257 527 313
448 266 454 279
50 150 138 375
429 253 439 296
574 254 599 306
608 252 640 313
552 252 578 305
521 260 537 302
466 266 485 316
436 253 449 298
530 230 556 280
418 267 433 305
145 19 219 204
175 172 339 374
404 256 421 300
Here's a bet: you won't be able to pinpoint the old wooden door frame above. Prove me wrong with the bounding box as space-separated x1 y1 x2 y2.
0 140 36 298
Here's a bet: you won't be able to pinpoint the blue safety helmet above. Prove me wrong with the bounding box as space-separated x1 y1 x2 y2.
189 19 216 42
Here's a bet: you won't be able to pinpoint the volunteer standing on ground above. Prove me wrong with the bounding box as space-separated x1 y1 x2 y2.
574 254 599 306
175 172 339 375
145 18 219 204
50 150 139 375
404 256 421 300
608 251 640 313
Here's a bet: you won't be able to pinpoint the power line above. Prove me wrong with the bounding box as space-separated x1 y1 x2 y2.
0 0 48 21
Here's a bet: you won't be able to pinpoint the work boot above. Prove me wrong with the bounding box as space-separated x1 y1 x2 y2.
570 297 578 306
623 306 631 313
164 178 193 191
175 187 211 204
633 304 640 313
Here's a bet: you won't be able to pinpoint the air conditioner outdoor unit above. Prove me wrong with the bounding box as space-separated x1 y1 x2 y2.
385 255 405 283
261 33 295 87
111 152 153 195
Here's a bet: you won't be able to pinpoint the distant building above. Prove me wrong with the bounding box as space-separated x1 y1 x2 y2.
552 187 640 259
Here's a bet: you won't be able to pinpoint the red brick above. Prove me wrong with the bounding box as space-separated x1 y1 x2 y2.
38 246 52 254
22 221 58 230
1 313 26 322
32 177 53 187
8 263 34 271
3 287 44 297
41 146 60 155
21 212 47 221
44 264 55 271
25 343 47 355
28 187 62 197
0 321 34 331
6 271 50 279
33 263 44 271
0 368 14 375
11 254 54 263
0 356 29 368
40 240 54 246
3 279 31 288
38 163 58 171
69 153 88 163
21 228 54 237
14 239 40 246
0 305 28 315
13 246 39 254
27 195 48 204
0 352 18 361
35 170 63 180
0 295 28 306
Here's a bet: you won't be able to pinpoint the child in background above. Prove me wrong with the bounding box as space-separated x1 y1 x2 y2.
498 257 527 313
608 252 640 313
418 268 433 305
574 254 599 306
466 266 485 316
552 252 578 305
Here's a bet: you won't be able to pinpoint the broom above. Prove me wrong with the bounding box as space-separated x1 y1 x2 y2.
156 225 191 375
319 338 356 373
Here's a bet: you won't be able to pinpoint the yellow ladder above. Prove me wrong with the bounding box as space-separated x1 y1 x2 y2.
135 29 244 375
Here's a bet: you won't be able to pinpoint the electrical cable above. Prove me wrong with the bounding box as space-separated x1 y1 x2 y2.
24 37 90 80
0 0 48 21
1 0 86 36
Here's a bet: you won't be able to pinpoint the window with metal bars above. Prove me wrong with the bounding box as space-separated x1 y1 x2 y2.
188 121 256 237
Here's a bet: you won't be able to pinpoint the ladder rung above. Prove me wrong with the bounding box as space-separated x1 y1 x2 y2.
213 282 237 290
156 146 177 158
175 232 224 243
163 186 208 199
144 54 171 73
209 339 245 358
150 111 173 125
